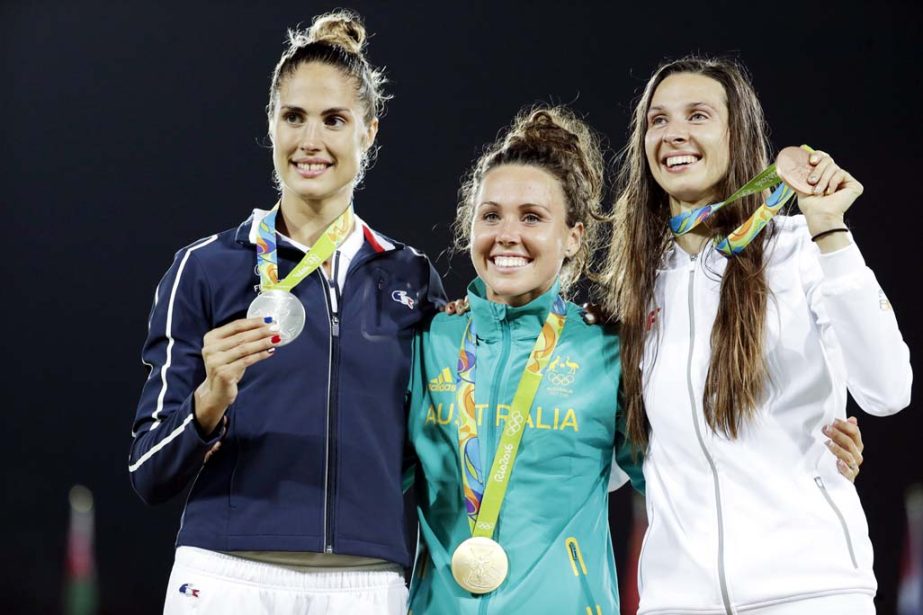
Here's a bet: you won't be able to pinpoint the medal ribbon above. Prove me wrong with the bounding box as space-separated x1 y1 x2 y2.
669 145 813 256
255 204 354 292
715 183 795 255
455 295 568 538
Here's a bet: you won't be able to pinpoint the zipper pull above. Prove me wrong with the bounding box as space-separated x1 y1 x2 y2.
331 314 340 337
688 253 698 272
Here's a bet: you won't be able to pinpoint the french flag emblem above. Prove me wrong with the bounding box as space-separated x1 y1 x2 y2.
179 583 200 598
391 290 415 310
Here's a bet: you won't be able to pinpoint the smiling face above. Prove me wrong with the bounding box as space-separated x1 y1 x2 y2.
270 62 378 210
470 164 583 307
644 72 730 210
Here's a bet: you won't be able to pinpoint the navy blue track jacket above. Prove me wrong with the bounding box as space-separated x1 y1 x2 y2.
128 210 446 567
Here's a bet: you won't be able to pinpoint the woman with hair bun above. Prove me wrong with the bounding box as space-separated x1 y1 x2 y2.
406 106 644 614
604 56 912 614
128 10 444 614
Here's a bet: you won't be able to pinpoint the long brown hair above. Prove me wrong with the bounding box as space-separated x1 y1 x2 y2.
602 56 776 449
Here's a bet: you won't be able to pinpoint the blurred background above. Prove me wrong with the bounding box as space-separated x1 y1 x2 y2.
2 1 920 613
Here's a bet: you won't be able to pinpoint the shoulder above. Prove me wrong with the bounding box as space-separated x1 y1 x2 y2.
160 228 242 281
412 312 466 375
365 228 440 280
765 214 814 265
366 227 433 264
559 301 622 388
173 226 241 260
562 301 620 349
772 213 810 237
427 311 469 338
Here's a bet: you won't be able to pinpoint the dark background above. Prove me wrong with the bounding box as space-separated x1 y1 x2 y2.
2 1 920 613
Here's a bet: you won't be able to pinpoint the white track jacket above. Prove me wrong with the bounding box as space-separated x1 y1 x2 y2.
637 215 912 614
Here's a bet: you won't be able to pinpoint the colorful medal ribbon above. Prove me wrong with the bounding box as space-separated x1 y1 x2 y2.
255 204 354 291
669 145 813 256
715 183 794 255
455 295 567 537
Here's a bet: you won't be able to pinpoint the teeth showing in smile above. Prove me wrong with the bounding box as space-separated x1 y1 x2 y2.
296 162 329 171
666 155 699 168
493 256 529 268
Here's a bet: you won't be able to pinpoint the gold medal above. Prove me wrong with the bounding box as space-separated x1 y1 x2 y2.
450 536 509 594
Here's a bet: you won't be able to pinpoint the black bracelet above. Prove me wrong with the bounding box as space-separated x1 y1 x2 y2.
811 227 849 242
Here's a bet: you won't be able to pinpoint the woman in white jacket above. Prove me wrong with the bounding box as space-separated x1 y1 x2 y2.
604 56 912 614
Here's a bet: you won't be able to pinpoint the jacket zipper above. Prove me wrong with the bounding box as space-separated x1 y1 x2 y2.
565 537 600 614
814 477 858 568
320 255 342 553
686 254 733 614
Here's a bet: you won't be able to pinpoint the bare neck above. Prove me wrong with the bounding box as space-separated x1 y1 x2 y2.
277 192 353 247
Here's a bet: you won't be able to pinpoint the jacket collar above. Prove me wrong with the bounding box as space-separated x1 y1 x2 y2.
234 207 398 255
466 277 563 342
661 238 725 271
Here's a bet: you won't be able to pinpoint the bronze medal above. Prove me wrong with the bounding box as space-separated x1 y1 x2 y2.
775 146 815 194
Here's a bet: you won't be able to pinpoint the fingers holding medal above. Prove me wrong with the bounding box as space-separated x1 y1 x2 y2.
246 289 306 346
202 316 280 383
194 317 280 433
777 147 864 220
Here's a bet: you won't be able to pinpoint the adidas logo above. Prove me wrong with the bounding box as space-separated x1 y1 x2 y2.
428 368 456 392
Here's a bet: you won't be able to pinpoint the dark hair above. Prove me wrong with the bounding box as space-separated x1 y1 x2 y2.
454 105 607 293
267 9 389 125
602 55 775 449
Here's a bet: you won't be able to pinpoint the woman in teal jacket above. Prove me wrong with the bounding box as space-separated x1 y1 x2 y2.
406 106 642 614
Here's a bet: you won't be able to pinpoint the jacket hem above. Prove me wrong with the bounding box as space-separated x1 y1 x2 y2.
177 534 411 568
639 586 876 615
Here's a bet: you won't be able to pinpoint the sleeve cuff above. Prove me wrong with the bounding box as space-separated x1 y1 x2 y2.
188 398 226 444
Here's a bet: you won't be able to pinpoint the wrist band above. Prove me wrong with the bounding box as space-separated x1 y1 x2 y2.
810 227 849 242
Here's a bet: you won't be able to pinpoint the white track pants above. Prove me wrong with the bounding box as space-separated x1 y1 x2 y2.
163 547 408 615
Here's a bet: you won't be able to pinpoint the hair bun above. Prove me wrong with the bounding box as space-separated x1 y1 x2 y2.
454 104 607 295
307 10 366 55
508 109 581 152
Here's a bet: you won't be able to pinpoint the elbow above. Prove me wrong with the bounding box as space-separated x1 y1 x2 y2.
129 474 161 506
129 467 175 506
857 369 913 416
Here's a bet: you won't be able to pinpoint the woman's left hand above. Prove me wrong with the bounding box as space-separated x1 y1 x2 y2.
796 151 864 233
443 297 469 315
823 416 864 483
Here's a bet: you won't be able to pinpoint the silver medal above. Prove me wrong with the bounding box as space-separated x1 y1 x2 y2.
247 289 306 346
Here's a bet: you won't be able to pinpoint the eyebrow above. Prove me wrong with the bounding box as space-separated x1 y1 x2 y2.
279 105 354 116
479 201 552 211
648 101 718 114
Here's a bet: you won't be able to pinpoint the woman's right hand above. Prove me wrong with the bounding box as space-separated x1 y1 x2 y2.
194 317 280 434
581 303 615 325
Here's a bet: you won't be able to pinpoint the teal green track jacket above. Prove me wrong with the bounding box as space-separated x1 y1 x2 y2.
407 279 644 615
